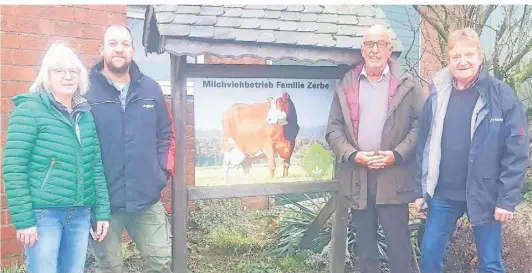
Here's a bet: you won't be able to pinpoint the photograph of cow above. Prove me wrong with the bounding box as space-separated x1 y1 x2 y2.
193 78 336 186
221 92 299 183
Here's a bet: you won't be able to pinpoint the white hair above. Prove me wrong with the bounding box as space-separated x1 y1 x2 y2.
29 41 89 95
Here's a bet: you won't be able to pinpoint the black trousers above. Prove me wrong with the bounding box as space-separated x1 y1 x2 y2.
350 170 412 273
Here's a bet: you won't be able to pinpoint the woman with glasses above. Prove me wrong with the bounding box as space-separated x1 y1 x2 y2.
2 41 111 273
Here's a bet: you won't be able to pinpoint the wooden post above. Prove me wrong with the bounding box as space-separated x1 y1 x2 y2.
330 196 349 272
171 55 188 273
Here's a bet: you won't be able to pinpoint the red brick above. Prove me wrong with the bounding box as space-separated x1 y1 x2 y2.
1 33 19 49
2 113 10 130
242 196 269 210
187 174 195 186
1 14 15 32
1 225 16 241
1 49 13 65
0 255 23 267
1 66 37 82
79 24 105 40
0 133 6 151
1 209 12 226
12 5 75 22
0 5 13 15
18 34 52 51
79 39 101 55
1 239 23 257
74 8 112 26
53 21 81 37
1 82 30 99
39 19 56 36
13 16 41 34
1 97 15 114
80 54 102 69
12 5 55 20
79 5 126 13
52 5 76 22
10 49 44 66
0 196 7 213
109 12 127 25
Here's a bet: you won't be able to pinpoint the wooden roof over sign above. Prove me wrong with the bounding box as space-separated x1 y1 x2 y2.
143 5 403 65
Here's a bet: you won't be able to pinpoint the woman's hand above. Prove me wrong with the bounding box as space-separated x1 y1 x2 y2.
17 226 38 247
90 221 110 242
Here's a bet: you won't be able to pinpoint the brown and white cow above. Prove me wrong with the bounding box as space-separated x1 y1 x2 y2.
221 92 299 183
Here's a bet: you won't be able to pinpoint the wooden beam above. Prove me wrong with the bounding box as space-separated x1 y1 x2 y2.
171 55 188 273
300 194 337 250
184 63 351 79
330 195 349 273
188 181 339 201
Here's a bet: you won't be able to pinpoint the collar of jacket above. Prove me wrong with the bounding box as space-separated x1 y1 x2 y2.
38 89 90 111
44 90 91 113
432 65 491 98
90 59 144 83
346 58 405 106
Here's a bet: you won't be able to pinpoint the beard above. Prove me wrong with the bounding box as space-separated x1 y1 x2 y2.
104 57 130 75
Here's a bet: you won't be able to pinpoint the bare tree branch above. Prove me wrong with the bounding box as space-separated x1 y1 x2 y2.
413 5 449 43
477 5 497 34
504 39 532 74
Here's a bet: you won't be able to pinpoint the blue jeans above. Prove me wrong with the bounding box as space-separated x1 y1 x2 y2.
420 197 504 273
24 207 91 273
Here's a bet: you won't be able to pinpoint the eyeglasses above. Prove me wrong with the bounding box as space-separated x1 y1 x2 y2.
363 40 390 49
51 68 80 78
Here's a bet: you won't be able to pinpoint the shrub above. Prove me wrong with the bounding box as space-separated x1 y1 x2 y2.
0 263 26 273
444 204 532 273
522 168 532 194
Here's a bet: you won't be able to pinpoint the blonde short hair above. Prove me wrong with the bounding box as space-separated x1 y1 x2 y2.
447 28 484 59
29 41 89 95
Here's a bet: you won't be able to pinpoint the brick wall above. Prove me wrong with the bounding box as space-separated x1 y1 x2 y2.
0 5 127 266
418 6 445 96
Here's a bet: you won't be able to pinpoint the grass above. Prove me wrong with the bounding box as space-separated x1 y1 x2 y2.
195 164 334 186
187 198 328 273
0 263 26 273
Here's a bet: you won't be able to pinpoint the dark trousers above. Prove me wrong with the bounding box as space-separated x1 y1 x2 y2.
350 171 412 273
420 197 503 273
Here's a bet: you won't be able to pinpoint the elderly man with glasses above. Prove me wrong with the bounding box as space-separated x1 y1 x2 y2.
326 24 424 273
414 28 529 273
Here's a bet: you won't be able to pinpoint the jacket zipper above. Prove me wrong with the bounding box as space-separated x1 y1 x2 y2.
385 82 414 122
41 157 56 191
75 113 81 144
90 100 121 106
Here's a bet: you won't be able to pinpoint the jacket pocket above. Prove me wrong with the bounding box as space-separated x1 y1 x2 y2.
40 157 55 191
335 163 357 197
395 164 415 192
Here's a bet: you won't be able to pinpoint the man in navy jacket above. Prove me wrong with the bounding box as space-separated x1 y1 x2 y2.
84 25 175 273
414 28 529 273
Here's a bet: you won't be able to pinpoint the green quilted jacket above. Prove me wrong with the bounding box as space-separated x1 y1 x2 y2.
2 91 111 230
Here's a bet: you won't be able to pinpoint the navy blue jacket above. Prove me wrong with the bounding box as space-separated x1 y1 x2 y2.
415 67 529 225
85 60 175 213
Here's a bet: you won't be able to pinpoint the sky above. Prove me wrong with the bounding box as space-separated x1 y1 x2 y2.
193 78 337 131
